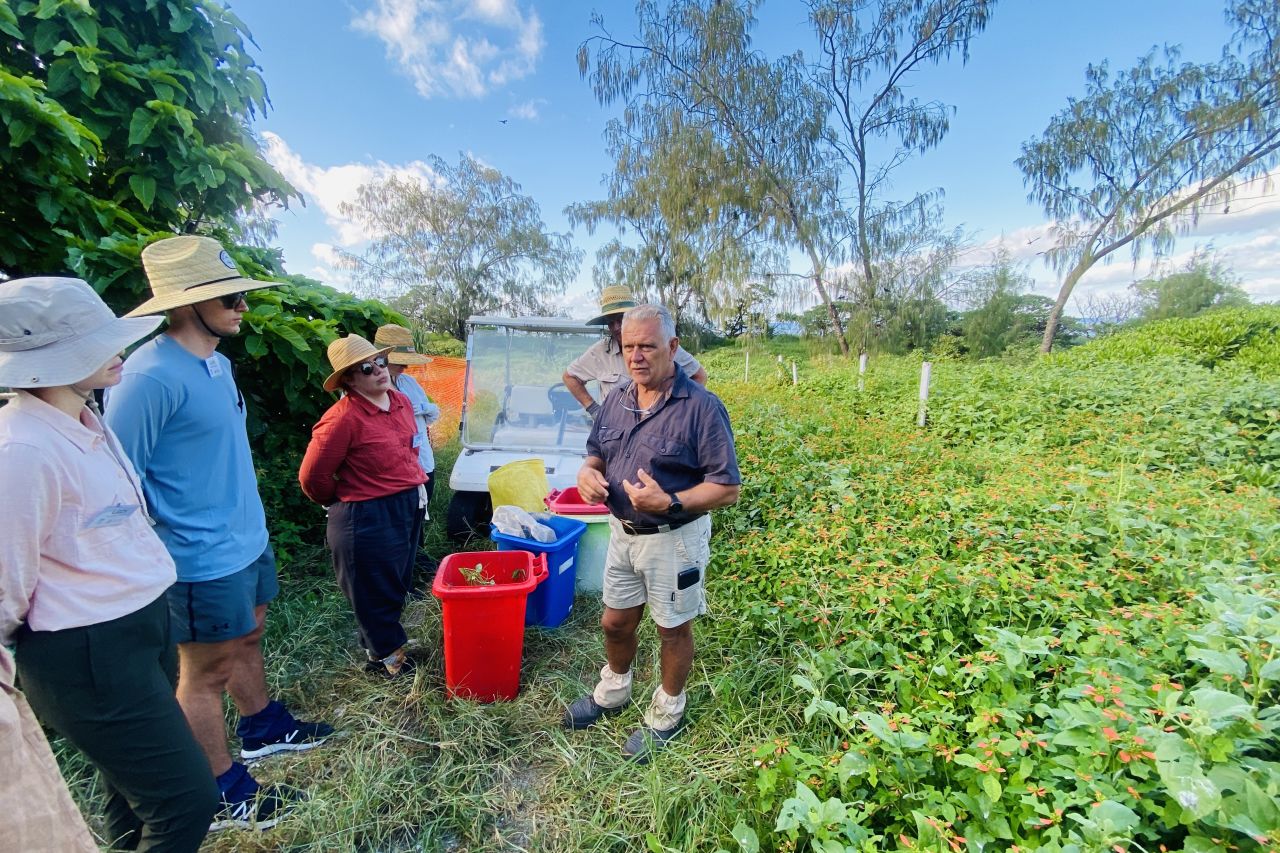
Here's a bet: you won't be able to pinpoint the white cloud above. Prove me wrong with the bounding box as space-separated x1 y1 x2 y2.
351 0 544 99
262 132 436 247
508 98 546 120
965 171 1280 306
306 244 353 289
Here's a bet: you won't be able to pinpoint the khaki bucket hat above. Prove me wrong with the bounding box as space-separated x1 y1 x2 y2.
323 335 393 392
0 277 161 388
587 284 638 325
374 324 433 365
126 235 276 318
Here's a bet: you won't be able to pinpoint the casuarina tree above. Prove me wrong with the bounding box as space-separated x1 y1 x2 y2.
1018 0 1280 352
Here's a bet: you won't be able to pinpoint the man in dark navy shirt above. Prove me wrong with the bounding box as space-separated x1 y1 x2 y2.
563 304 740 762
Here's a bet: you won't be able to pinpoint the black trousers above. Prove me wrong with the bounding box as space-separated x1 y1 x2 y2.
16 594 219 852
328 487 424 659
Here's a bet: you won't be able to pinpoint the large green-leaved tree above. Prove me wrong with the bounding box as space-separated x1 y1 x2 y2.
0 0 295 309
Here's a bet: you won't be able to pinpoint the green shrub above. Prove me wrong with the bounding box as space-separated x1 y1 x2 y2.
1062 306 1280 372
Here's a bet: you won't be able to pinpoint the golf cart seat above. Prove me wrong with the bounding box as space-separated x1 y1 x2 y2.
502 384 555 427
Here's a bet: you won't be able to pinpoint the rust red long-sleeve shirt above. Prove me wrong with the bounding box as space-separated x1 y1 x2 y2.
298 390 427 505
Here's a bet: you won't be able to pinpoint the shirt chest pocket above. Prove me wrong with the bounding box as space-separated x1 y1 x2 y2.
643 435 686 455
72 503 135 551
641 435 689 469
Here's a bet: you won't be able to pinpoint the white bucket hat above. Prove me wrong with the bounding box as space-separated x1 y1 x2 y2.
0 277 162 388
126 235 276 318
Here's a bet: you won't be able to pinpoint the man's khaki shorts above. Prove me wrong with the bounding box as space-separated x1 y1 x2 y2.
602 515 711 628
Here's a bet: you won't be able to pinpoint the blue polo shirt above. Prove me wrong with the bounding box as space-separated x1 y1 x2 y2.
586 366 740 527
104 334 269 582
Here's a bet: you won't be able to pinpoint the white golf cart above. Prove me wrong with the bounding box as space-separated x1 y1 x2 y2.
446 315 603 542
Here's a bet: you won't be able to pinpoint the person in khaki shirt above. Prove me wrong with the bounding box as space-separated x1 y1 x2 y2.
0 644 97 853
563 285 707 417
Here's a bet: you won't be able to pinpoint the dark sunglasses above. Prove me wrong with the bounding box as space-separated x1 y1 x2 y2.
354 356 389 376
218 291 247 309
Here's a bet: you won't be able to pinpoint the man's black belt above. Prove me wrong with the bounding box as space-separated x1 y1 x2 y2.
618 516 701 536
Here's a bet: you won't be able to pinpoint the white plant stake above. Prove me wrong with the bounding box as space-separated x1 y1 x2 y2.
744 350 750 382
917 361 932 427
858 352 868 391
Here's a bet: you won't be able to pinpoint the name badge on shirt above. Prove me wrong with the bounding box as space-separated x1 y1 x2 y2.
412 433 424 448
205 357 223 377
85 503 139 529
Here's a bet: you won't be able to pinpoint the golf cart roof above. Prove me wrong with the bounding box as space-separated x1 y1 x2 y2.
466 315 601 335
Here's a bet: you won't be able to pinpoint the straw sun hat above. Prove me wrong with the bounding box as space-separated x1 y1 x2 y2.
587 284 638 325
0 277 162 388
125 235 276 318
323 335 393 392
374 324 433 366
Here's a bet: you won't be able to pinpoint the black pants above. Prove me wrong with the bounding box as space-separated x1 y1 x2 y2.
328 487 424 659
16 594 219 853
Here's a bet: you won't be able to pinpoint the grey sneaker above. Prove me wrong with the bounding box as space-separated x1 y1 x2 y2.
562 694 628 730
622 722 684 764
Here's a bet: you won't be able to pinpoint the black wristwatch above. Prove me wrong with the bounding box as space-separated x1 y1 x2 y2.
667 493 683 514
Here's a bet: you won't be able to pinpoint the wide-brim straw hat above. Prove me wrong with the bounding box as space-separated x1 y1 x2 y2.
125 235 276 318
374 323 433 365
0 277 161 387
588 284 638 325
323 335 393 392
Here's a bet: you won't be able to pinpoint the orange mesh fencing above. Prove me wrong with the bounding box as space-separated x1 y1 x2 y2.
405 356 470 449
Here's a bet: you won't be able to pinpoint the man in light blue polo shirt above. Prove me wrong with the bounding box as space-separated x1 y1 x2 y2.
106 236 332 832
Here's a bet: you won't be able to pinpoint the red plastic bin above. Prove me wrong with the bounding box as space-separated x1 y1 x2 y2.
432 550 548 702
544 486 610 515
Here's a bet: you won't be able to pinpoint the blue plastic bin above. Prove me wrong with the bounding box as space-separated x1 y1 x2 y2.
491 514 587 628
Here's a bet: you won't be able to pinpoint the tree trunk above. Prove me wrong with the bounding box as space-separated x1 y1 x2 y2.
806 246 850 357
1040 259 1089 353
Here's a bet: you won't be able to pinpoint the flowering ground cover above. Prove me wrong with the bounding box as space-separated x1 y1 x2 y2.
700 311 1278 851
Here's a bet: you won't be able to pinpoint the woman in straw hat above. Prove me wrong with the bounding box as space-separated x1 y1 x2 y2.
298 335 428 678
374 324 441 588
0 277 219 851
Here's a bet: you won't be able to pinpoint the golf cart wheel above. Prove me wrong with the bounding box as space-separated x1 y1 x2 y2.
446 491 492 544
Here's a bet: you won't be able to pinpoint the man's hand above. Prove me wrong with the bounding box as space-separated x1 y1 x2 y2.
577 465 610 504
621 468 670 514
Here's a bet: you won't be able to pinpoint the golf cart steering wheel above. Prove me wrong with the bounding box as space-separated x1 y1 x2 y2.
547 381 576 415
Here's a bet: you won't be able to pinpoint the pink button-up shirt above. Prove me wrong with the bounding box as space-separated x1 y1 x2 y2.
0 391 175 645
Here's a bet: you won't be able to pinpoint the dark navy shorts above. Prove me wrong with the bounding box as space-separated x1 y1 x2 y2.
168 546 280 644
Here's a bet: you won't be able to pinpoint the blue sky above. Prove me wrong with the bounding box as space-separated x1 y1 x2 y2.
233 0 1280 317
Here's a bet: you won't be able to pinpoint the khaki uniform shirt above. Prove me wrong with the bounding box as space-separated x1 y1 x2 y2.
0 645 97 852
